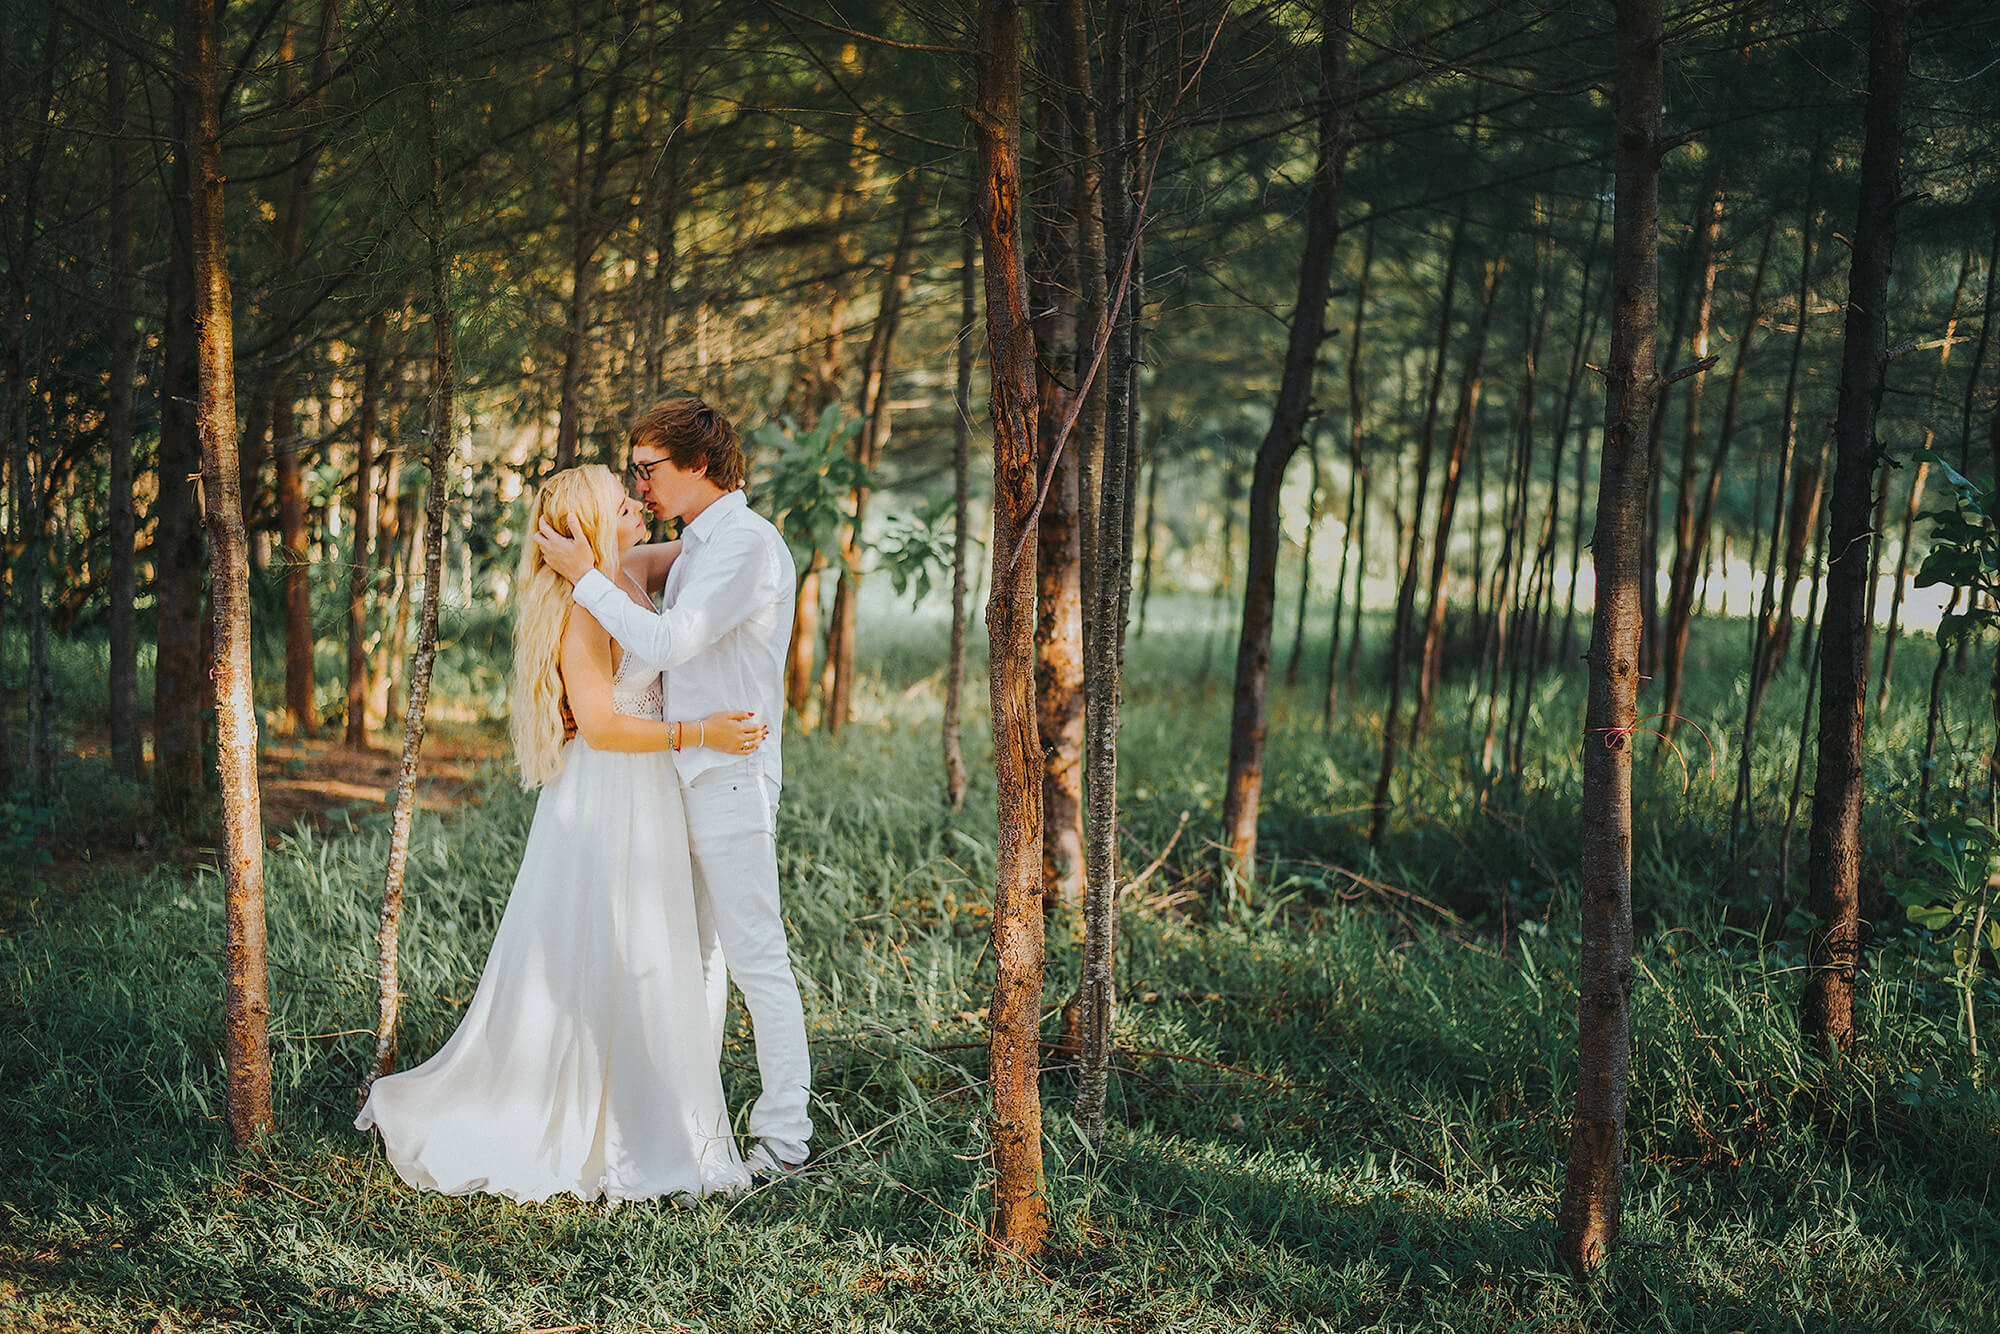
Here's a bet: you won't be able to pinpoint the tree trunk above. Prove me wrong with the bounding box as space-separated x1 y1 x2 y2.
1662 218 1773 732
1222 0 1355 889
1325 223 1373 719
971 0 1047 1258
106 46 143 780
345 315 386 747
1483 232 1552 776
1370 211 1467 846
1072 0 1151 1143
827 203 919 735
1799 0 1911 1059
1556 0 1661 1275
1877 249 1973 716
155 80 207 833
1030 60 1085 918
365 428 403 730
1749 188 1820 710
1411 257 1504 742
266 0 345 734
944 212 976 811
1516 198 1604 771
364 76 457 1096
1733 202 1820 848
1768 444 1827 685
274 374 316 729
1285 437 1321 687
183 0 272 1147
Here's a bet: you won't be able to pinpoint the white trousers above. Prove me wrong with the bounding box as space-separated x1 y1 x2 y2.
681 759 812 1164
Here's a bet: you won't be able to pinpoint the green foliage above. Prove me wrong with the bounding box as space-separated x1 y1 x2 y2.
751 405 871 574
1913 450 1999 646
871 495 958 607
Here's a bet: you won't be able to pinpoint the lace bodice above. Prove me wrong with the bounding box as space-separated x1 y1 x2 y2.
609 578 664 720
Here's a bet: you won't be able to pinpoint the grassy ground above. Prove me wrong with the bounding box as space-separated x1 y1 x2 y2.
3 596 1997 1332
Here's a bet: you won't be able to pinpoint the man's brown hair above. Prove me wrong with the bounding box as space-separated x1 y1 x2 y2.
627 397 745 491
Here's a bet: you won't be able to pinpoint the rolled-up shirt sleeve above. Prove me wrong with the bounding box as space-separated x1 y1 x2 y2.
571 530 774 674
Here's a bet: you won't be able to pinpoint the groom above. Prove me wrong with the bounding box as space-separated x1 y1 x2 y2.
534 397 810 1178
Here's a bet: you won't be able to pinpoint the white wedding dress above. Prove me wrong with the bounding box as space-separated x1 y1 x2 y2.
355 642 749 1203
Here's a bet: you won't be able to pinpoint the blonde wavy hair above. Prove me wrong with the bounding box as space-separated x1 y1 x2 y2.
508 464 628 788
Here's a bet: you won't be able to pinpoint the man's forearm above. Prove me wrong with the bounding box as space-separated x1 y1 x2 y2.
573 569 676 670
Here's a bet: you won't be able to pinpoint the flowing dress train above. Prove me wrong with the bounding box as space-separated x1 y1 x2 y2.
355 648 747 1203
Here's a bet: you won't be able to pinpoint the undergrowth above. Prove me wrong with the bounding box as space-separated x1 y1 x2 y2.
2 596 1996 1332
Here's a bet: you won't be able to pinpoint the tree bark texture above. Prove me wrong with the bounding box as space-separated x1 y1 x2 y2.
1555 0 1661 1276
183 0 273 1147
1222 0 1356 889
1800 0 1911 1057
155 74 208 832
365 77 457 1096
971 0 1047 1258
1030 61 1086 918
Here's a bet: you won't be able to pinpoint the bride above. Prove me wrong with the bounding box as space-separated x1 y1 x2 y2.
356 463 764 1203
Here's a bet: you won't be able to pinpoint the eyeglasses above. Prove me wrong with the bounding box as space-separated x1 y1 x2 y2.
629 457 668 486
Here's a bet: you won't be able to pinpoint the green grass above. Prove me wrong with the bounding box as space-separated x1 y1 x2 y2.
3 598 1997 1332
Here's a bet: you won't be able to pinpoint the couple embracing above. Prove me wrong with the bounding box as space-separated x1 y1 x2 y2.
355 398 811 1202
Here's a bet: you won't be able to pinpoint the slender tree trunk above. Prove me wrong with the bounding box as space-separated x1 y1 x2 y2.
1325 224 1372 719
1223 0 1356 888
1370 213 1467 845
1072 0 1150 1142
1484 234 1552 776
1733 211 1818 848
1916 588 1960 825
1663 218 1773 732
1755 193 1821 698
183 0 271 1147
365 430 403 730
1030 63 1085 917
1877 250 1973 716
155 83 207 832
364 77 457 1096
787 554 822 721
345 316 385 747
1285 437 1322 687
1655 180 1725 719
1412 257 1505 742
1517 202 1604 769
827 203 920 735
1769 444 1828 683
1957 226 1998 476
971 0 1047 1257
1556 0 1661 1274
106 47 143 780
1136 429 1159 638
944 213 976 811
1799 0 1911 1058
273 374 316 729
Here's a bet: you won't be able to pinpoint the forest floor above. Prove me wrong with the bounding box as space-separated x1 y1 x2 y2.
3 602 1997 1332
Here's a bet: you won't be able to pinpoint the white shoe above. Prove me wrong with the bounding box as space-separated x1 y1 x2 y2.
745 1142 805 1181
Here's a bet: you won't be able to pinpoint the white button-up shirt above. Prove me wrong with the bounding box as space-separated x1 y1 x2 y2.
571 489 795 789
